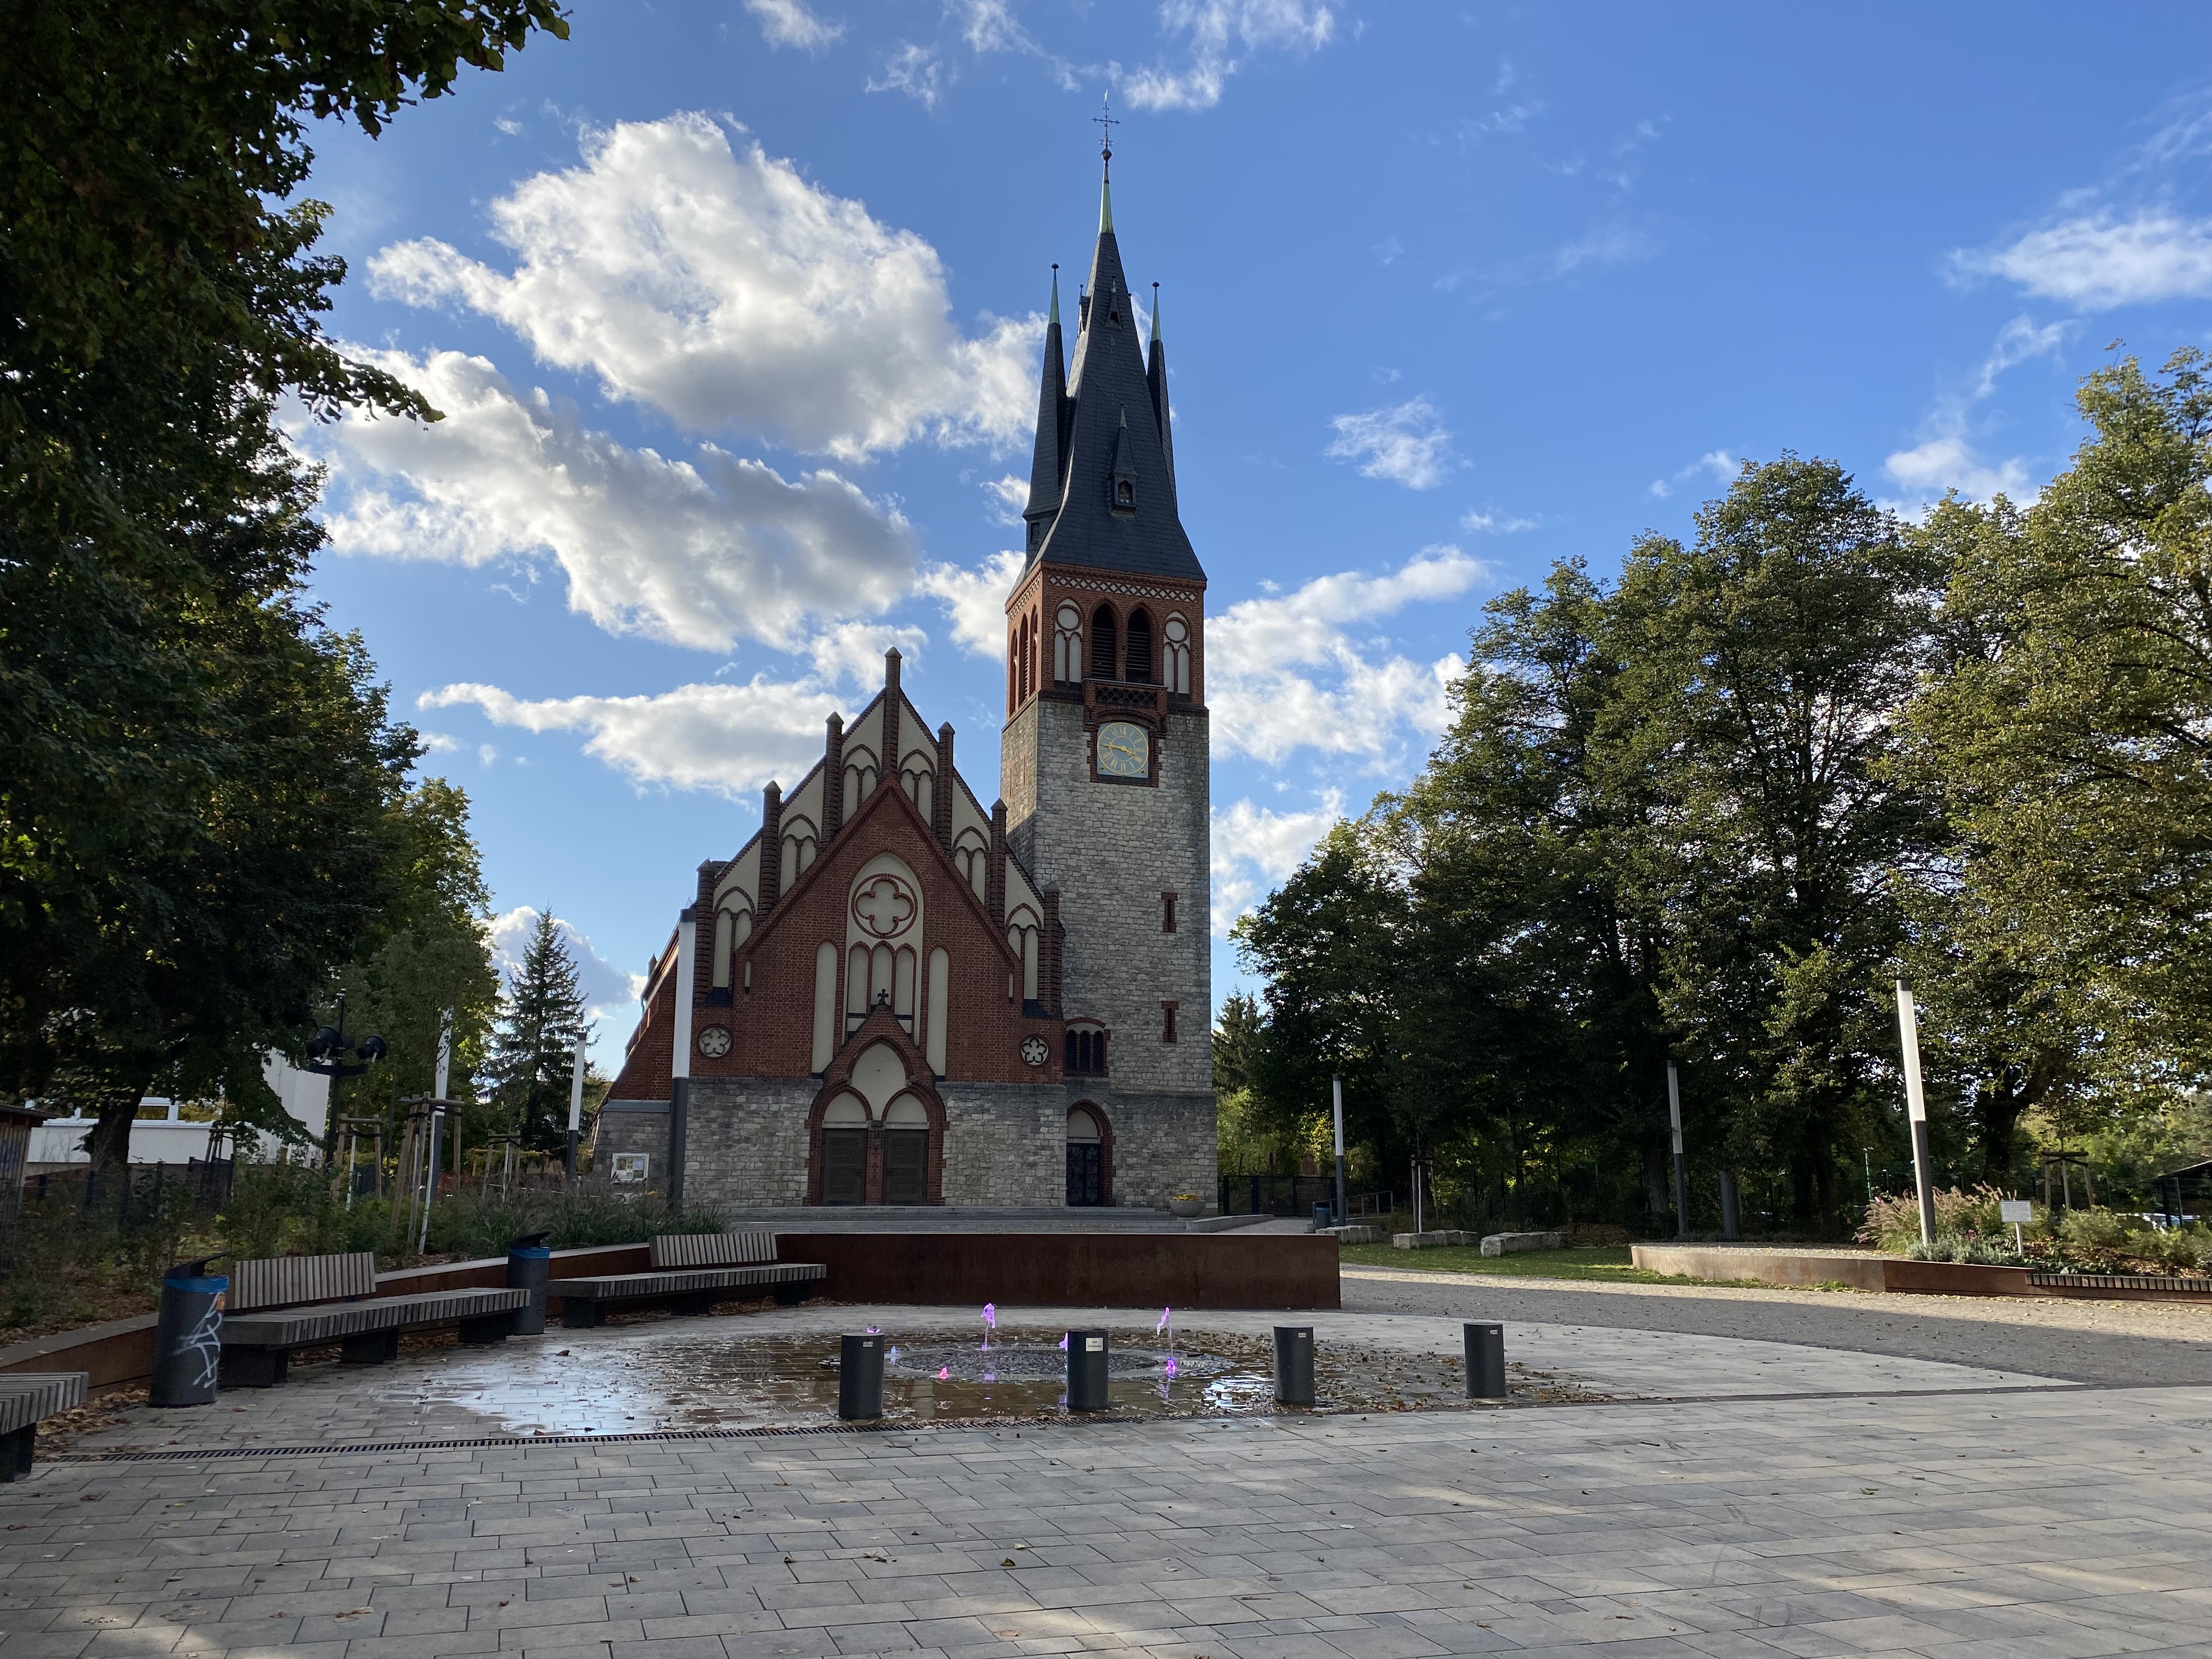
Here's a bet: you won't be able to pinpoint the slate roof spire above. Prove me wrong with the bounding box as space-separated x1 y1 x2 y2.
1147 281 1176 511
1022 264 1070 543
1023 134 1203 584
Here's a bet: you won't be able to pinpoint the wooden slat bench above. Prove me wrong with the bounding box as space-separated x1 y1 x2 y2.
555 1232 826 1329
0 1373 88 1480
219 1251 532 1387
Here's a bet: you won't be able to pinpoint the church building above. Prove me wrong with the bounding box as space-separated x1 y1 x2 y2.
600 154 1216 1208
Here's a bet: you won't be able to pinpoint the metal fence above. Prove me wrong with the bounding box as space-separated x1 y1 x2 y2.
19 1158 235 1223
1216 1175 1396 1219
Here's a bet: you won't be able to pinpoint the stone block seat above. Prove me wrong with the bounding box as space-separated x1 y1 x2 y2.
0 1372 88 1480
554 1232 826 1329
218 1251 532 1387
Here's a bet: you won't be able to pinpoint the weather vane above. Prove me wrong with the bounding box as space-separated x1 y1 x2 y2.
1094 91 1119 173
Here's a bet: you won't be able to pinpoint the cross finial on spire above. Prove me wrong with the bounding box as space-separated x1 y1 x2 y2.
1094 91 1118 173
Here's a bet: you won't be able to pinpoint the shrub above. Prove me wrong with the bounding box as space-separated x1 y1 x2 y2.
1905 1234 2028 1267
2054 1206 2131 1269
1857 1184 2012 1253
423 1184 725 1261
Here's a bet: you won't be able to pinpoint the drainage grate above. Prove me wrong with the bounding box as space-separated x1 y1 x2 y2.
2029 1271 2212 1295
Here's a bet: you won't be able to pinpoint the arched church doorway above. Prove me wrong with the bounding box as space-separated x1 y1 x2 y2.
820 1093 868 1205
883 1093 930 1205
1066 1105 1110 1207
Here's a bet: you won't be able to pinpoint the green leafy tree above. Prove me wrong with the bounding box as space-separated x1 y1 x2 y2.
1604 456 1942 1227
1903 352 2212 1142
1 2 566 1161
491 912 590 1155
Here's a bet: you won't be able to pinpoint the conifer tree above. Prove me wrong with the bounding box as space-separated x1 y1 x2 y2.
491 911 589 1154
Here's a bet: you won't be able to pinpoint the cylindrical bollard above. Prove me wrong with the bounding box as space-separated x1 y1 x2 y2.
839 1332 885 1420
1066 1328 1109 1411
150 1258 228 1407
1463 1321 1507 1401
506 1232 551 1336
1273 1324 1314 1407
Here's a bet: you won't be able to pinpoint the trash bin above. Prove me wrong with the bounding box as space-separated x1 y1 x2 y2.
507 1232 552 1336
1273 1325 1314 1407
1066 1328 1109 1412
1312 1203 1334 1231
839 1332 885 1420
151 1257 228 1408
1463 1321 1506 1401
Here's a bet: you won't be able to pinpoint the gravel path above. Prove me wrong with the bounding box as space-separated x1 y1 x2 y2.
1344 1263 2212 1387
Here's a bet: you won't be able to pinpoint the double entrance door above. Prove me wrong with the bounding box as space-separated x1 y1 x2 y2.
821 1128 928 1205
1065 1142 1103 1207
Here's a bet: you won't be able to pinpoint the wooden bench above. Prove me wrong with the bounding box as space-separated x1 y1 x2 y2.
555 1232 826 1329
218 1252 532 1387
0 1373 88 1480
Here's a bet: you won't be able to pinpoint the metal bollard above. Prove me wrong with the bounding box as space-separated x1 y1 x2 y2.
1273 1325 1314 1407
150 1257 228 1408
839 1332 885 1420
1463 1322 1507 1401
1066 1328 1109 1411
506 1232 552 1335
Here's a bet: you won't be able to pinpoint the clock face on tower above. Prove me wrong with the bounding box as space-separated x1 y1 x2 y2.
1096 720 1150 781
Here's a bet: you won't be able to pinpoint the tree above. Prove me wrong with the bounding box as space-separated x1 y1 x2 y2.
1604 456 1941 1227
490 912 590 1154
1 2 567 1163
1903 351 2212 1121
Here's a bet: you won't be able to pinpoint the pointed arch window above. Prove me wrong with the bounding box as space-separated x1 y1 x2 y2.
1163 613 1191 696
843 747 879 808
1053 602 1082 685
1007 905 1041 1003
1125 608 1153 684
780 817 817 891
901 751 934 820
953 829 988 901
1089 606 1118 680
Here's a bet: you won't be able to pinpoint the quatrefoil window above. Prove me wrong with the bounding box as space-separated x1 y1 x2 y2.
851 874 918 939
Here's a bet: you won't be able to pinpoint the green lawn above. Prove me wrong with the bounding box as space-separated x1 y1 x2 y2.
1337 1243 1785 1288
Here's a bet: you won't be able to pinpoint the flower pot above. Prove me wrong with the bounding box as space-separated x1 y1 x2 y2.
1169 1197 1205 1218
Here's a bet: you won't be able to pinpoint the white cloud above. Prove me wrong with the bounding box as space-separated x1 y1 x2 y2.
1211 793 1344 936
1460 507 1538 534
800 620 929 690
744 0 843 52
1325 397 1456 490
312 348 916 653
490 905 648 1036
917 550 1027 657
368 115 1034 460
1952 212 2212 310
951 0 1035 53
867 43 948 108
1552 223 1656 274
424 678 845 799
982 473 1029 524
1647 449 1737 500
1121 0 1336 112
419 731 461 754
1209 547 1486 766
1882 316 2069 510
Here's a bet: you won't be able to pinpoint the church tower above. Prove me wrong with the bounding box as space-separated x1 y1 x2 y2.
1001 140 1214 1163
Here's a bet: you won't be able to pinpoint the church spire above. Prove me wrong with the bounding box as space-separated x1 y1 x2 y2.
1022 264 1069 548
1147 283 1176 508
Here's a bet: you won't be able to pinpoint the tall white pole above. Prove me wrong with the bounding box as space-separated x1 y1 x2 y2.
1895 980 1938 1245
565 1029 588 1183
667 910 696 1207
1331 1074 1347 1226
420 1006 453 1255
1667 1061 1689 1238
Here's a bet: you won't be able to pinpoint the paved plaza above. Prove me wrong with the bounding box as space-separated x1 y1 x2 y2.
4 1271 2210 1657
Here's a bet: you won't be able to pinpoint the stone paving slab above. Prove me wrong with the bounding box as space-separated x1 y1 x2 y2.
58 1304 2060 1456
4 1386 2211 1657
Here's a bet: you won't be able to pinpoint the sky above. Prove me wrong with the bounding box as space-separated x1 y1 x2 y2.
293 1 2212 1065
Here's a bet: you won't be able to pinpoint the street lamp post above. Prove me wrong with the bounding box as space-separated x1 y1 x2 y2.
305 991 386 1197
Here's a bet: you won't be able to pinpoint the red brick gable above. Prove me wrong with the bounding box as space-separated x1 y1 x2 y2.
613 769 1063 1096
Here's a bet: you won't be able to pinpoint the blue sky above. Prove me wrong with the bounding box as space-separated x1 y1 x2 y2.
295 2 2212 1063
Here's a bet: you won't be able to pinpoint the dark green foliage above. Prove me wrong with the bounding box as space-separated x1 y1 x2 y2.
1 2 565 1158
491 912 591 1154
424 1187 725 1262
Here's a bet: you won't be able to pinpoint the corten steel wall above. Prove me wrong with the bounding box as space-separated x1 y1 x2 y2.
0 1313 157 1391
776 1232 1339 1310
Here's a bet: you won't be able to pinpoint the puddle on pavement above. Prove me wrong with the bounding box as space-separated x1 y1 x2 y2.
415 1326 1295 1436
